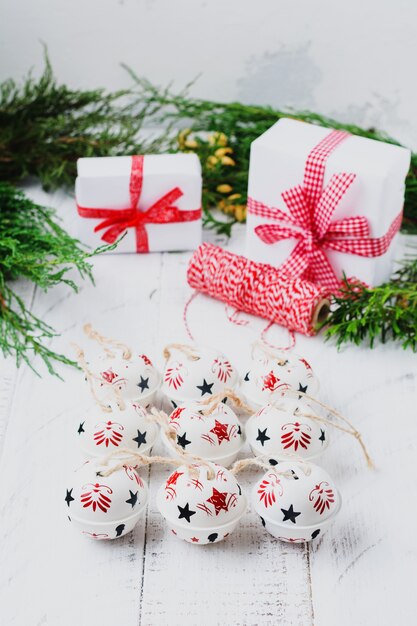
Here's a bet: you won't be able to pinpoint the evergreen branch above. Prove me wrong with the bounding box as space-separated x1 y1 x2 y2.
0 183 114 376
322 257 417 351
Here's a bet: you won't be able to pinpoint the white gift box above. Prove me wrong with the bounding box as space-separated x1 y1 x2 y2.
246 118 411 286
75 153 202 253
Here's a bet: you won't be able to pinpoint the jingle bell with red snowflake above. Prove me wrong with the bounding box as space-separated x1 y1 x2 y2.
252 461 341 543
65 458 148 540
240 349 319 408
87 352 161 408
156 462 247 544
245 397 329 463
162 345 239 408
77 401 159 459
163 401 244 467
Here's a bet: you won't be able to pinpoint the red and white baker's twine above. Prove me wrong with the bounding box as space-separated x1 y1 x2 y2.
187 243 330 337
248 129 402 291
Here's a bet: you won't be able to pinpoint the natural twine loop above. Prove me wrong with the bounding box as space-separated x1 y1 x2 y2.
72 343 126 412
83 323 132 360
231 456 312 478
199 388 255 415
163 343 200 361
285 389 375 469
251 340 288 366
98 448 184 478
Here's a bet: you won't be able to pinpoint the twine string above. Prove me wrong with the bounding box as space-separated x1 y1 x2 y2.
231 456 311 478
251 339 288 365
163 343 200 361
199 388 255 415
72 343 112 413
282 390 374 469
83 323 132 360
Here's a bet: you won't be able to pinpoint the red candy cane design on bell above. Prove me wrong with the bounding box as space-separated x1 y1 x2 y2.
309 481 335 515
81 483 113 513
258 473 284 508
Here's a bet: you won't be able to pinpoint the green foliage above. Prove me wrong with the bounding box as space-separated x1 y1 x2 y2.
322 257 417 351
0 183 112 375
0 54 167 190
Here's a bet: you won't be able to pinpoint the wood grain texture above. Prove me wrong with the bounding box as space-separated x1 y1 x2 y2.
0 187 416 625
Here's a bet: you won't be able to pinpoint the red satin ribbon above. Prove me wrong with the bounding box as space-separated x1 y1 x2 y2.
77 155 202 253
247 130 402 290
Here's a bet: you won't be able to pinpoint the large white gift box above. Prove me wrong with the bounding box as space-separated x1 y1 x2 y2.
75 153 202 253
245 118 411 288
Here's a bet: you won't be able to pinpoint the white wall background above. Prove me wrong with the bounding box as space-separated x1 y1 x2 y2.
1 0 416 147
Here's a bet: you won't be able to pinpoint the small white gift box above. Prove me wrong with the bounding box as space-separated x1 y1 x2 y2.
75 153 202 253
246 118 411 287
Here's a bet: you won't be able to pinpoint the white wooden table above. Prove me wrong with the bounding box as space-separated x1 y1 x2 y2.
0 187 416 626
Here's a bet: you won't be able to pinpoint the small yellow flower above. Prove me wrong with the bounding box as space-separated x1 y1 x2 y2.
206 155 219 169
178 128 191 141
220 156 236 166
208 132 228 147
234 205 247 222
228 193 242 201
216 184 233 194
184 138 198 149
214 147 233 157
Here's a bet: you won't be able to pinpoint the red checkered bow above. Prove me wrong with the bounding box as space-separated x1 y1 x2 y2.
77 155 201 253
247 130 402 290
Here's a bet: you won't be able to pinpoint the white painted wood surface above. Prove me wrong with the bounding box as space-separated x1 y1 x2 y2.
0 187 416 626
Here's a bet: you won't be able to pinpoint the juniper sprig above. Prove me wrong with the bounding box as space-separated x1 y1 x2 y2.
0 183 112 376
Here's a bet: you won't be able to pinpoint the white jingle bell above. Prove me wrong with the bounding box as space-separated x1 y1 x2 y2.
77 401 159 459
87 352 161 408
252 461 341 543
245 398 329 463
157 462 247 544
162 345 239 408
163 402 244 467
65 459 148 540
240 348 319 408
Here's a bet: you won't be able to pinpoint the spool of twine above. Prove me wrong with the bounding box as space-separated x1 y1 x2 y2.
187 243 331 336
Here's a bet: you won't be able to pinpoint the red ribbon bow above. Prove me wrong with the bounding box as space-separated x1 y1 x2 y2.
247 130 402 290
77 155 202 253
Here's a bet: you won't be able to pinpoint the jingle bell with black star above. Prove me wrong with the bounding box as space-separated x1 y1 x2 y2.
252 461 341 543
240 350 319 408
162 401 244 467
245 397 329 463
77 401 159 459
156 462 247 544
65 458 148 540
162 345 239 408
86 352 160 408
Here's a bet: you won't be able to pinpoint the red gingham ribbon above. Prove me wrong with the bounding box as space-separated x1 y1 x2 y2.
77 155 202 253
247 130 402 289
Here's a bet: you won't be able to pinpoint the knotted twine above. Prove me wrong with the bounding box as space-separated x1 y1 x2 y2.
187 243 331 337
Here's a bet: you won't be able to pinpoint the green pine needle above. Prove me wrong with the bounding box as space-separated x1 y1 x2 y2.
0 183 115 376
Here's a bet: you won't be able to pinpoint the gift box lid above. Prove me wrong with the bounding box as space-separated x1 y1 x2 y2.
77 153 202 178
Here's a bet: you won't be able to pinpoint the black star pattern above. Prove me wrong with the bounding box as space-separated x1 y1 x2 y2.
281 504 301 524
269 458 278 466
311 528 321 539
126 490 138 508
65 488 74 507
256 428 270 447
196 379 214 396
244 372 250 382
319 429 326 444
137 376 149 393
208 533 218 542
77 422 85 434
115 524 125 537
260 515 266 527
133 430 147 448
177 433 191 449
298 383 308 398
177 503 196 523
